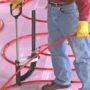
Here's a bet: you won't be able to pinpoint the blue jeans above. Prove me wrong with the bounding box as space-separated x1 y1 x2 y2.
47 2 90 90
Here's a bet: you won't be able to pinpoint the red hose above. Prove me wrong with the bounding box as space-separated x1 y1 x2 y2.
0 33 76 90
1 34 90 90
1 32 75 66
1 32 76 72
21 14 47 23
1 32 48 65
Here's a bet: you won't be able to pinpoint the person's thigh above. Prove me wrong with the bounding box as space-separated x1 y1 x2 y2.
68 37 90 63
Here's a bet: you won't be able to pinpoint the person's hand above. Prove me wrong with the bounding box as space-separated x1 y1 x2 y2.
10 0 25 10
75 21 89 38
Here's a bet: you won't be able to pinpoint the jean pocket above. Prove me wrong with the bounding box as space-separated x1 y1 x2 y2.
60 3 77 14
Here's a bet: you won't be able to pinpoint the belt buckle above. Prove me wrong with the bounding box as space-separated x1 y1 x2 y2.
55 3 58 7
53 3 63 7
53 3 60 7
49 2 64 7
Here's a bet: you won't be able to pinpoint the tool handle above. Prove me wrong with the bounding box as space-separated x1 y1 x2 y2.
10 3 22 19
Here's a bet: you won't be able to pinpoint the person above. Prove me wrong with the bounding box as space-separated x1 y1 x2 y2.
41 0 90 90
11 0 90 90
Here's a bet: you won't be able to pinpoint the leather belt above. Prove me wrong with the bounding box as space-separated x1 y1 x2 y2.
48 1 74 7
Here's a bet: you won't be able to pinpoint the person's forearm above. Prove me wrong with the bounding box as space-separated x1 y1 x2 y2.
76 0 90 21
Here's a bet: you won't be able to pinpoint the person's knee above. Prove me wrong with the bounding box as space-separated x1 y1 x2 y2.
48 47 58 55
74 58 90 65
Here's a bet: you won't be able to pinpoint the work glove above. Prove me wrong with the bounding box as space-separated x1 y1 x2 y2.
75 21 89 38
10 0 25 10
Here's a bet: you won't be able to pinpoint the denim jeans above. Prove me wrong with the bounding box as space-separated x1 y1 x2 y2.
47 2 90 90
